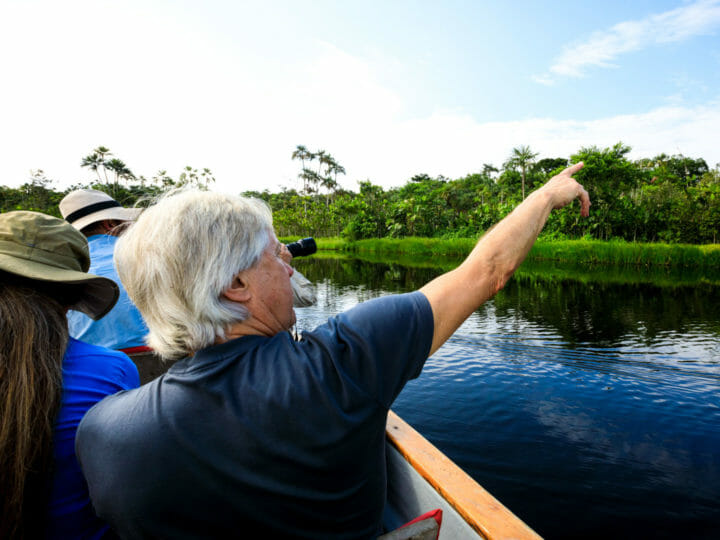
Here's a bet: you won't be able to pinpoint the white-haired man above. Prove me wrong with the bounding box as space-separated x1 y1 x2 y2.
76 164 590 538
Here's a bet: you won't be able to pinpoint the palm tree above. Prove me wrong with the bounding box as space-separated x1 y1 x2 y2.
329 161 346 189
300 168 320 195
291 145 314 193
81 146 113 185
482 163 499 179
323 156 345 203
291 145 312 165
199 168 215 189
105 158 135 192
151 170 175 188
93 146 112 184
506 145 538 200
81 153 104 182
315 150 329 188
316 152 346 205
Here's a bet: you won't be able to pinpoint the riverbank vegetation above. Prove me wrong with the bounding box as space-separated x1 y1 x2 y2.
266 143 720 246
3 143 719 257
283 237 720 270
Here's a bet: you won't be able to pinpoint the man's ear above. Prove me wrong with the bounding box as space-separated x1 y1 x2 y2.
222 272 252 303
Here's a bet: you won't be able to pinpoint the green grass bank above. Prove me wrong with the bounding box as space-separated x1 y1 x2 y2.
280 236 720 269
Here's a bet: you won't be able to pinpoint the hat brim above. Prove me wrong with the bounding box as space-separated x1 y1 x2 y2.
70 206 142 232
0 253 119 320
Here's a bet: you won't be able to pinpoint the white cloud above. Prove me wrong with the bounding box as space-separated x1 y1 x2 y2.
531 74 556 87
0 2 718 197
335 99 720 187
536 0 720 83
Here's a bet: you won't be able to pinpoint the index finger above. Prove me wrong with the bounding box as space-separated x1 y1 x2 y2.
564 161 584 176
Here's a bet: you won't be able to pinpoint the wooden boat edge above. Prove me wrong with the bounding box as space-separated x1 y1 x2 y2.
386 410 542 540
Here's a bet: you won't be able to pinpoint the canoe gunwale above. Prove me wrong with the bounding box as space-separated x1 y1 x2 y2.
385 410 542 540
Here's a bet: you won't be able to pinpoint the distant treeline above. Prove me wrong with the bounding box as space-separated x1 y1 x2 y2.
2 142 719 244
257 143 720 244
0 145 215 219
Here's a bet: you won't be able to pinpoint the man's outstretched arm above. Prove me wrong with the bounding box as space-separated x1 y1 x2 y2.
420 162 590 356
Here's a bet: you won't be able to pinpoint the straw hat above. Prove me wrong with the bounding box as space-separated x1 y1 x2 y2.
59 189 141 231
0 211 119 320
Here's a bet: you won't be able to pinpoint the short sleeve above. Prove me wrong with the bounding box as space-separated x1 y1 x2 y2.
301 291 434 408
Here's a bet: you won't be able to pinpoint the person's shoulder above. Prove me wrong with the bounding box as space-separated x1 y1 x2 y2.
67 337 131 361
304 292 432 347
66 338 140 382
87 233 117 252
344 291 431 318
76 380 138 446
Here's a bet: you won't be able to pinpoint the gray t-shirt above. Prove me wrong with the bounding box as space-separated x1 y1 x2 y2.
76 292 434 539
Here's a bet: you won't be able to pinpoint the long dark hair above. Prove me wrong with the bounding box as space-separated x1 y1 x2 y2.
0 277 72 538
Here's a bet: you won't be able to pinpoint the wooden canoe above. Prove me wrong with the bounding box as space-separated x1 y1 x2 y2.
383 410 542 540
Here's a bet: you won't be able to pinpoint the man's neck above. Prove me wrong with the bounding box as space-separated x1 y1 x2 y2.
216 317 283 344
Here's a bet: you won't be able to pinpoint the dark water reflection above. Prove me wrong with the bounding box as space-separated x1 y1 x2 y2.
293 255 720 539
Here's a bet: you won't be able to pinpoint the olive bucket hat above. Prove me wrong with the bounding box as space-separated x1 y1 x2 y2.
0 211 119 320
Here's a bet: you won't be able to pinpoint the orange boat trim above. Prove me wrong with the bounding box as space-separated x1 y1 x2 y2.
386 410 542 540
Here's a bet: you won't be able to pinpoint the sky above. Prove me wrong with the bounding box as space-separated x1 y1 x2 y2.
1 0 719 194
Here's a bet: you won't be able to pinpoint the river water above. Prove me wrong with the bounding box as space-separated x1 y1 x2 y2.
292 255 720 539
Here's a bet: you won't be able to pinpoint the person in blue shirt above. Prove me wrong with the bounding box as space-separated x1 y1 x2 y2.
59 189 148 351
0 211 140 539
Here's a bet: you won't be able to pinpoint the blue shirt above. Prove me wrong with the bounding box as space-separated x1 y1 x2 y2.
76 292 434 539
68 234 149 349
48 338 140 539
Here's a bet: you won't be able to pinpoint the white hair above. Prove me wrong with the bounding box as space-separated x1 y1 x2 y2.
114 190 272 359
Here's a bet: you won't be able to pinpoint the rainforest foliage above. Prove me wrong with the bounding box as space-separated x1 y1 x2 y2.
257 143 720 244
2 143 719 244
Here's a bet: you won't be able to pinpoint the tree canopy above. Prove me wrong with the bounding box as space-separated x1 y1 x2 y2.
2 143 719 244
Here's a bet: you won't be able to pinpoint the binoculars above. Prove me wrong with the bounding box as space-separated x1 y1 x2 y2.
286 237 317 258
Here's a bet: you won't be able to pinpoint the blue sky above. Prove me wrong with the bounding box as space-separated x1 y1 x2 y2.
1 0 719 194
